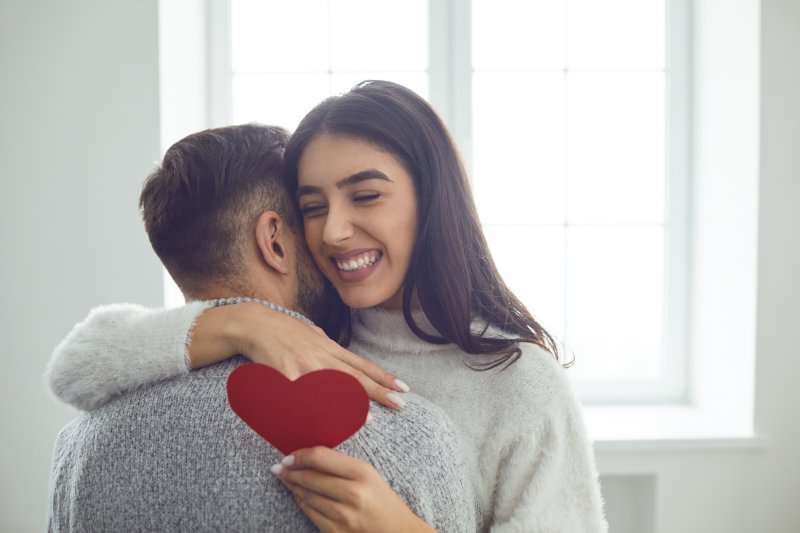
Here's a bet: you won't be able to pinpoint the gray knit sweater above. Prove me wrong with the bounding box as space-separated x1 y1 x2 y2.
48 355 477 532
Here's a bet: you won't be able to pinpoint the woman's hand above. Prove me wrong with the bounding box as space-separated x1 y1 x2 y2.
273 447 436 533
188 303 409 410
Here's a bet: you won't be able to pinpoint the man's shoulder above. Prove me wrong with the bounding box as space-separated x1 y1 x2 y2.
63 357 244 441
98 354 247 403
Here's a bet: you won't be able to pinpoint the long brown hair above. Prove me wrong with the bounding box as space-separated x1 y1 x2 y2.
283 81 560 369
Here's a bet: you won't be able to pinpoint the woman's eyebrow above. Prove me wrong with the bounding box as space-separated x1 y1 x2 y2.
335 169 392 188
296 169 392 199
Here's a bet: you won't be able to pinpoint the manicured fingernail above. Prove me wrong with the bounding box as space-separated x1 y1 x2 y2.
394 379 410 392
281 455 295 467
270 463 283 476
387 392 406 408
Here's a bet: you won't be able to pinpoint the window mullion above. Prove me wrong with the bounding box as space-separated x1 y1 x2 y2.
207 0 232 126
429 0 473 179
663 0 691 402
428 0 450 125
450 0 473 179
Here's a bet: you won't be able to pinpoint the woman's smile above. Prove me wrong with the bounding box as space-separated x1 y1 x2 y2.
297 133 418 310
331 249 383 281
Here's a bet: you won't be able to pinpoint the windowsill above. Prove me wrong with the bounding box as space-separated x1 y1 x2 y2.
585 405 767 453
594 435 769 453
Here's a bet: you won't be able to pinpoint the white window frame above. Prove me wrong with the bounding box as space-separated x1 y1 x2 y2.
428 0 693 406
159 0 760 442
206 0 690 406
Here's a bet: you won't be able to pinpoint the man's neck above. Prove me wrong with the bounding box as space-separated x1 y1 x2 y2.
189 285 293 312
207 296 314 326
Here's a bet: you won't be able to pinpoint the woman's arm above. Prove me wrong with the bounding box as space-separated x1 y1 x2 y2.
45 301 211 410
490 386 608 533
207 303 410 409
45 301 408 411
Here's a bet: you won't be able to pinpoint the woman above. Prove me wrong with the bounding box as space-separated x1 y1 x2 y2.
48 81 607 532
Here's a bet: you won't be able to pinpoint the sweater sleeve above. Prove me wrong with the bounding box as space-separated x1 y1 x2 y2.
490 365 608 532
44 301 212 411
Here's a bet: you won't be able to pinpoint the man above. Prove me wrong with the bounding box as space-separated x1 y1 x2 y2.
47 124 475 531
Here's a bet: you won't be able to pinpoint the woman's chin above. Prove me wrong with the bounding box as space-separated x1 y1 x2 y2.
338 288 400 310
338 291 383 310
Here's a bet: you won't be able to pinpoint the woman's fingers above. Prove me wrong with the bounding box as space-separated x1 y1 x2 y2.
348 369 407 410
329 346 409 409
287 482 341 531
279 332 409 410
240 307 409 408
310 324 328 337
274 351 404 410
280 446 368 481
335 347 409 393
280 469 358 504
276 448 421 533
276 450 372 519
286 344 408 409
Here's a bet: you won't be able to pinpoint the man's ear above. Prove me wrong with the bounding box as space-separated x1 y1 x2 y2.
254 211 291 275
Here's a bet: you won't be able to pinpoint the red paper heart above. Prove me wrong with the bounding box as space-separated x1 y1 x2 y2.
226 363 369 455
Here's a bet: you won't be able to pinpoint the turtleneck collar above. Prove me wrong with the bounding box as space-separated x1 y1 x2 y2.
350 306 506 357
351 306 454 355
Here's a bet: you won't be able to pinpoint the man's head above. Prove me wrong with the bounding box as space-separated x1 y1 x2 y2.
140 123 323 314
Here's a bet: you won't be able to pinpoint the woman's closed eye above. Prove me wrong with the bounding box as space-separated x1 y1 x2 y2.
300 202 327 217
353 191 382 203
300 191 382 217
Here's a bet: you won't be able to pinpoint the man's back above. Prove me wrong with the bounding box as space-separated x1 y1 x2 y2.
48 356 477 532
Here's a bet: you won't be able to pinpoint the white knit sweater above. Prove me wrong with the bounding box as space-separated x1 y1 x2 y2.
350 308 606 532
46 302 607 532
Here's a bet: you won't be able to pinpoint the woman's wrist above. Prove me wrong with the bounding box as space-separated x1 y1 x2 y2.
223 302 272 357
408 513 437 532
187 304 252 368
397 498 437 533
218 302 295 360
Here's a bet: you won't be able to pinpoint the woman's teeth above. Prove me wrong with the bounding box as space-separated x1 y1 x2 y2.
336 252 379 272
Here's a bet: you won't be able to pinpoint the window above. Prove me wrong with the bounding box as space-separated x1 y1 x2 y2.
465 0 688 405
166 0 692 405
227 0 429 129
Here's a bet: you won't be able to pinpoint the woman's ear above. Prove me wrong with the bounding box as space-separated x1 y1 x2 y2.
254 211 291 275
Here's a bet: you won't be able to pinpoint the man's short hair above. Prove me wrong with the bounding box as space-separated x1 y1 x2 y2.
140 123 297 297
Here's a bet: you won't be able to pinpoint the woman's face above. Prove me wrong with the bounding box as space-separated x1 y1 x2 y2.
296 134 418 310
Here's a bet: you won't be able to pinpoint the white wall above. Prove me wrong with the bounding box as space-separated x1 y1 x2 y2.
0 1 162 530
0 0 798 532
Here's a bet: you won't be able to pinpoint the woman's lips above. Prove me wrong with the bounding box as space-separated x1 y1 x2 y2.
331 251 383 283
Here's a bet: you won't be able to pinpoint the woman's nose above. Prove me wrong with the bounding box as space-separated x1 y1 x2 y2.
321 205 354 245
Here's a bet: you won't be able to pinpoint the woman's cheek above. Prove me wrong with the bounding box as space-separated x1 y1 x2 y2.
303 222 321 255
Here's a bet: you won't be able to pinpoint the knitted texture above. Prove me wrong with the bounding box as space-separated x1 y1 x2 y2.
45 301 212 410
45 303 607 532
208 297 315 327
48 356 477 532
349 308 608 533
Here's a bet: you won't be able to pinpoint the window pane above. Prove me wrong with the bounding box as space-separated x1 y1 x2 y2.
232 73 331 131
483 225 566 336
224 0 679 398
330 0 427 71
567 72 665 224
231 0 330 72
330 72 429 99
566 226 664 380
473 72 566 224
566 0 665 70
472 0 565 70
